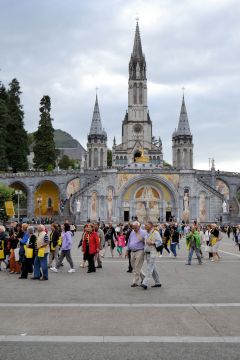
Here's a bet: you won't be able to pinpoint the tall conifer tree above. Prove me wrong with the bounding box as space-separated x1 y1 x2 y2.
6 79 29 172
33 95 56 171
0 83 9 170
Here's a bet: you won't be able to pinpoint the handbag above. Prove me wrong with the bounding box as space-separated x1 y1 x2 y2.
0 248 4 260
14 247 20 261
205 245 212 252
38 247 45 257
25 248 33 259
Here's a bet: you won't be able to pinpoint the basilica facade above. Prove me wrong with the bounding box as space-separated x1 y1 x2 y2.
73 22 238 224
1 22 240 224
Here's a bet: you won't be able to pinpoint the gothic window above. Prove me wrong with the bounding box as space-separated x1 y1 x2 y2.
183 149 187 168
94 148 98 168
157 156 160 164
116 156 119 165
100 149 103 167
124 156 127 165
133 83 137 104
89 149 92 168
139 83 143 104
177 149 181 166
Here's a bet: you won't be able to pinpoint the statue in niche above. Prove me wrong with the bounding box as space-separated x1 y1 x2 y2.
222 200 228 214
183 191 189 211
107 188 113 221
76 199 81 213
91 192 97 220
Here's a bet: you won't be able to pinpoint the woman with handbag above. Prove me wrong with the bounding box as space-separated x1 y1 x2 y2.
9 229 21 274
18 223 29 277
0 225 7 271
19 226 36 279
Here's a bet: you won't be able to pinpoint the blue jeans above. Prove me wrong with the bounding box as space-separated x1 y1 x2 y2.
170 243 177 257
34 254 48 279
188 247 202 264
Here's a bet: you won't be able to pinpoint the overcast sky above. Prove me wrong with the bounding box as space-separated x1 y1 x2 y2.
1 0 240 171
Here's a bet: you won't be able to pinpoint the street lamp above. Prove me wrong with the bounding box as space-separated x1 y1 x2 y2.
15 190 22 223
37 195 42 218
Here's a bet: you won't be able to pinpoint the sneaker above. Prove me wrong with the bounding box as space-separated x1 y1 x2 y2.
50 267 58 273
68 268 76 273
158 254 163 258
169 253 172 257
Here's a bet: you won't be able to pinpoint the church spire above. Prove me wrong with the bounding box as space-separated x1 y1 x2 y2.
129 20 146 80
176 95 191 136
132 21 143 60
89 94 104 135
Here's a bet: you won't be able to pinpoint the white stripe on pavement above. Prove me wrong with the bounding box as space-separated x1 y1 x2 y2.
0 303 240 308
1 335 240 343
219 250 240 258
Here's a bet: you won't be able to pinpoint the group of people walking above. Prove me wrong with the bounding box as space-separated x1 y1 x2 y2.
0 218 233 286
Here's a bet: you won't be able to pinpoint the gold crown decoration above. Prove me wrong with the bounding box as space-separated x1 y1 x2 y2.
135 148 150 163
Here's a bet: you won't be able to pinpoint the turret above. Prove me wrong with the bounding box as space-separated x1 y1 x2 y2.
172 95 193 169
87 95 107 169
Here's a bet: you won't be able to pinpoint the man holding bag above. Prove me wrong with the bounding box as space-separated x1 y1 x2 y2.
31 225 49 280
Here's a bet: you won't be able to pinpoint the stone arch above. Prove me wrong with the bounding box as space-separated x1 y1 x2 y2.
34 180 60 217
119 174 179 223
216 178 230 200
66 177 80 198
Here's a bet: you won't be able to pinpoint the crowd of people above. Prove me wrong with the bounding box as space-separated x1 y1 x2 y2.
0 219 239 288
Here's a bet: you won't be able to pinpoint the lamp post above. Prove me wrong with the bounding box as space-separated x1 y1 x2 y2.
15 190 23 223
37 196 42 219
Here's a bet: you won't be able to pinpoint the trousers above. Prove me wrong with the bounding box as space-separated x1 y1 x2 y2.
142 254 160 287
131 249 145 284
56 249 74 269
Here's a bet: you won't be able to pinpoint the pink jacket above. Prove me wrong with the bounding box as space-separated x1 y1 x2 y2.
116 235 125 247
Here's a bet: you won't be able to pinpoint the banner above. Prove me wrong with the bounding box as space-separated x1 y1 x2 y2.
5 201 15 216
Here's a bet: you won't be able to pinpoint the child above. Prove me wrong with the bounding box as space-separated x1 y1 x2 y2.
116 232 125 258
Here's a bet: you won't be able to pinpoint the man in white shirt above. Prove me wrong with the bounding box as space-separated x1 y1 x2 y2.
141 221 162 290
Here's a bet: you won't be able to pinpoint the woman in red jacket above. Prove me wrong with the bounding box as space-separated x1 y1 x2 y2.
82 223 99 273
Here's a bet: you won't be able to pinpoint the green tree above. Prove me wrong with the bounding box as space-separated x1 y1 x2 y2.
58 155 71 170
0 99 9 171
33 95 57 171
58 155 76 170
107 149 112 167
0 83 9 171
6 79 29 172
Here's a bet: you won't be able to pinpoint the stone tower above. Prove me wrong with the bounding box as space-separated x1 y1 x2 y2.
87 95 107 169
112 21 163 167
172 95 193 169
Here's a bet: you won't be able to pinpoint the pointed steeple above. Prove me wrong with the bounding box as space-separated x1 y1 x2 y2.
132 21 143 60
129 21 146 80
176 95 191 136
89 95 104 135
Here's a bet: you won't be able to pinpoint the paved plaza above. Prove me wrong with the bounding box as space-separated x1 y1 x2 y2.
1 232 240 359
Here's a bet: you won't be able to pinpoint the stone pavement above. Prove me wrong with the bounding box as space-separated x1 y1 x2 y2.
0 232 240 359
